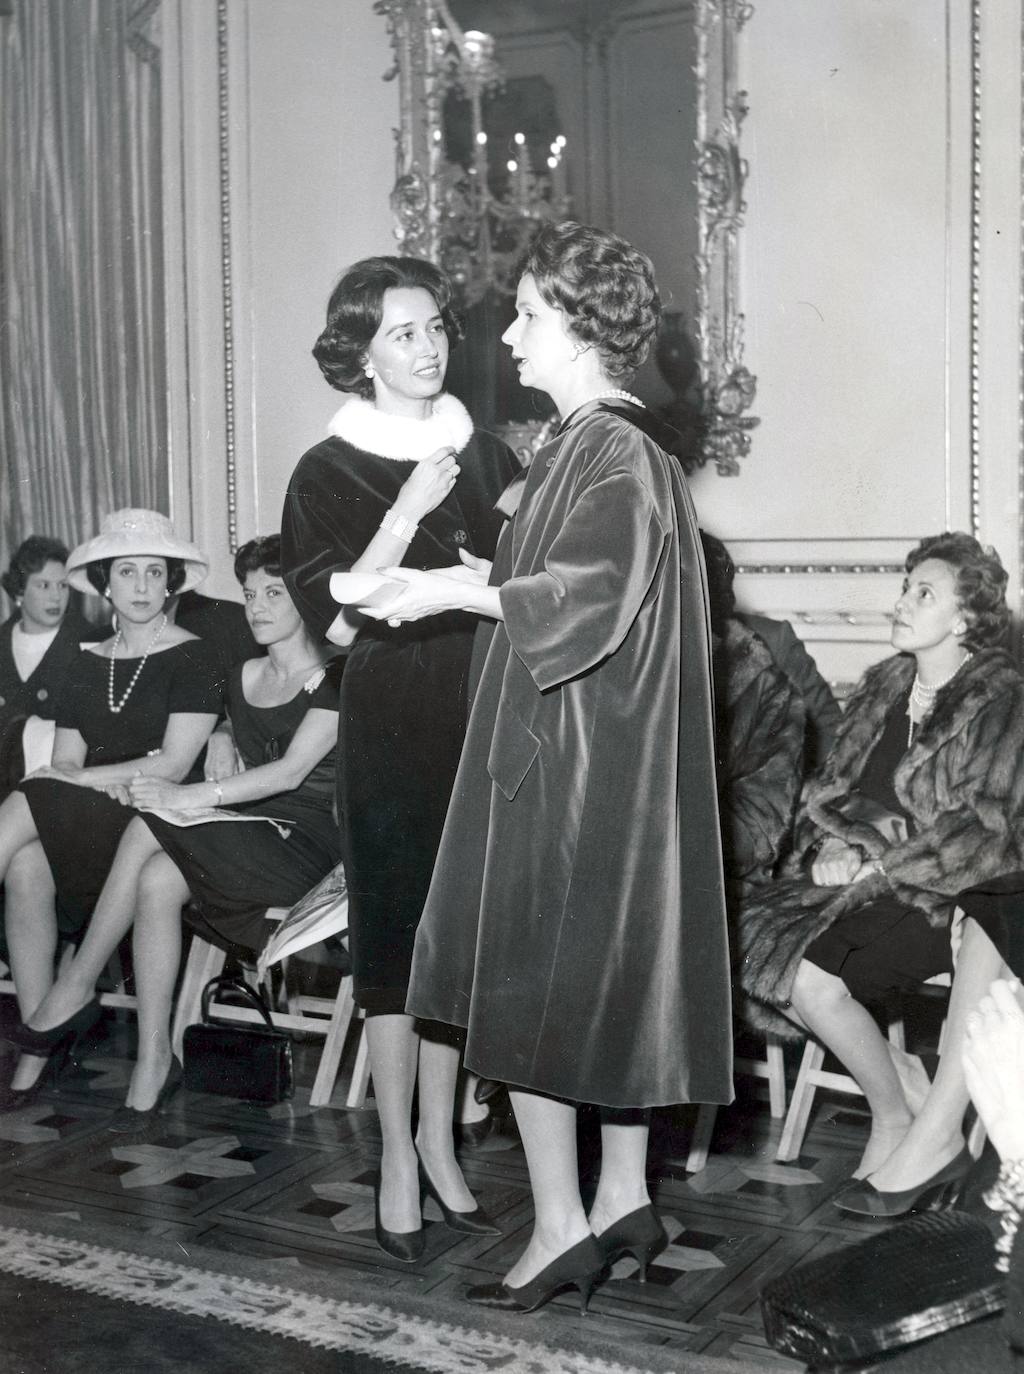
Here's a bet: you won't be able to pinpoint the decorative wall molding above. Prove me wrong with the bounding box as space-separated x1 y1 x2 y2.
216 0 238 553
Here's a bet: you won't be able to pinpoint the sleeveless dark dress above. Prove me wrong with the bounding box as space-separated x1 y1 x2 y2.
141 659 343 955
21 640 223 935
804 693 953 1001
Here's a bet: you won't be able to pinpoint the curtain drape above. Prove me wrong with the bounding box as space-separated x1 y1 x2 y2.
0 0 166 576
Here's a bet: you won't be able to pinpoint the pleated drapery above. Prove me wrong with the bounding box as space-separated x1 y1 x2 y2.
0 0 167 568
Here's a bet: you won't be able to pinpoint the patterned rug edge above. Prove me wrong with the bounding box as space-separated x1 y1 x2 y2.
0 1211 751 1374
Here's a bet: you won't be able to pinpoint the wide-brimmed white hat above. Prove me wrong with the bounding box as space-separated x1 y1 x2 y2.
66 509 209 594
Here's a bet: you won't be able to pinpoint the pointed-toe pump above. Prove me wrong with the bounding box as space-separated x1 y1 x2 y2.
9 998 102 1055
593 1204 668 1282
0 1034 81 1113
418 1156 501 1235
455 1109 495 1149
465 1234 605 1315
833 1147 972 1218
373 1174 425 1263
107 1059 184 1134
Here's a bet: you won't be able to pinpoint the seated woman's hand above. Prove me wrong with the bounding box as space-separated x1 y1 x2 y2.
811 837 864 887
963 977 1024 1163
203 730 240 783
128 776 190 812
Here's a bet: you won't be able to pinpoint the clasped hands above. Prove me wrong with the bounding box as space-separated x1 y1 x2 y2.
811 835 884 887
360 548 491 627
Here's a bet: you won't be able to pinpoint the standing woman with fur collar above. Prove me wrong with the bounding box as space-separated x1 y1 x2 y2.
739 532 1024 1195
281 257 518 1261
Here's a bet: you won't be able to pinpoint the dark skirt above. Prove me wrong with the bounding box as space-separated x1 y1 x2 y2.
22 778 135 936
957 873 1024 980
804 893 953 1003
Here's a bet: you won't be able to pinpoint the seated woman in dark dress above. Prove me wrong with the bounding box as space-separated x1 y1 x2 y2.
0 535 102 796
0 510 222 1105
738 533 1024 1190
17 535 343 1126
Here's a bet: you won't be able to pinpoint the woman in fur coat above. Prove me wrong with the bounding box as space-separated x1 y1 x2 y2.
738 532 1024 1187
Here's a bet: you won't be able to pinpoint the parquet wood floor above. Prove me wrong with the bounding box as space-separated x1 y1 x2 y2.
0 1004 939 1371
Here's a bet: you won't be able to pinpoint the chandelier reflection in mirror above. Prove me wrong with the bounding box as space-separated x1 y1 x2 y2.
374 0 569 307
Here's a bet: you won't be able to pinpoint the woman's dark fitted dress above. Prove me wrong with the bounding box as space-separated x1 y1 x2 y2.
21 641 223 935
142 661 343 955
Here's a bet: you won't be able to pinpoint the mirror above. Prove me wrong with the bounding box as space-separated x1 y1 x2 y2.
374 0 758 473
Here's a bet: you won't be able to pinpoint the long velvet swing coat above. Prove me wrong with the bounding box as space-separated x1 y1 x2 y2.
738 647 1024 1038
406 399 734 1109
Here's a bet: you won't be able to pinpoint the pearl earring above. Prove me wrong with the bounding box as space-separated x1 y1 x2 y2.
364 364 376 380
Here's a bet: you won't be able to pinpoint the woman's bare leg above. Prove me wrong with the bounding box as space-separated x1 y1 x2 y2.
457 1071 489 1126
415 1037 475 1209
866 918 1007 1191
588 1114 652 1236
364 1013 422 1234
26 818 165 1032
504 1090 591 1287
0 792 43 879
126 852 189 1110
4 841 58 1092
789 958 913 1177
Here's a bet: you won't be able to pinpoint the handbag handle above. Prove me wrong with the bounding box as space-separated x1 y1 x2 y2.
201 974 277 1032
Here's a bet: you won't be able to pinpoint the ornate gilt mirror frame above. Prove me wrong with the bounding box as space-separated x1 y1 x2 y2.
373 0 758 474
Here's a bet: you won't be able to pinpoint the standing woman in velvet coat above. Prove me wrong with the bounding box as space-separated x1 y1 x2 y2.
281 257 518 1262
362 222 733 1313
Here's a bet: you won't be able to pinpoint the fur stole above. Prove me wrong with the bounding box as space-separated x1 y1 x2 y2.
326 393 473 461
738 646 1024 1038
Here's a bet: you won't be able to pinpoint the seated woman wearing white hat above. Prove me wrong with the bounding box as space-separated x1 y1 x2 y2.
0 509 223 1106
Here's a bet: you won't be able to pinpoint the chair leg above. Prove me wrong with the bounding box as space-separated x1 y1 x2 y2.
686 1103 717 1173
171 937 226 1059
776 1039 826 1162
345 1011 371 1109
309 975 356 1108
765 1036 787 1118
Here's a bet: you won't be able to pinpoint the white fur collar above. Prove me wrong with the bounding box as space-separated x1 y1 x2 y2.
326 393 473 461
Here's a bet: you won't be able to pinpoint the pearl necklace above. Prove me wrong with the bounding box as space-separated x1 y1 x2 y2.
107 613 168 714
906 652 972 747
586 389 645 408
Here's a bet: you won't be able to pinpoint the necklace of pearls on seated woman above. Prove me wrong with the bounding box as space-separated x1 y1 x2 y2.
907 652 973 748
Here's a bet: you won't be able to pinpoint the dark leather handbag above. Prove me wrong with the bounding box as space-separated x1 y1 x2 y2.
760 1210 1005 1367
182 975 294 1104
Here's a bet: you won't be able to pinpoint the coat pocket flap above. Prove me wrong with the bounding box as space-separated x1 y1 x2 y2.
487 706 540 801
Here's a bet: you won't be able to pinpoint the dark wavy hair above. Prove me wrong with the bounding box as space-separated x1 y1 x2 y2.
517 220 661 380
905 531 1010 649
85 556 187 598
312 256 464 398
2 536 70 599
234 534 281 584
699 530 737 634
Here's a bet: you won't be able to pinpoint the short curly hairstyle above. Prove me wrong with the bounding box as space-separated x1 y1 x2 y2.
905 531 1010 650
2 535 70 599
85 556 187 598
517 221 661 380
312 256 464 398
234 534 281 584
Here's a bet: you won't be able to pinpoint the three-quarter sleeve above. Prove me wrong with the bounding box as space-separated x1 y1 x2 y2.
499 471 667 692
281 450 362 640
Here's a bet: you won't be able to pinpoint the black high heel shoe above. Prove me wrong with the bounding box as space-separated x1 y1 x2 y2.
0 1034 81 1112
374 1173 425 1263
456 1107 495 1149
593 1204 668 1282
466 1234 605 1314
833 1146 972 1218
9 997 102 1055
417 1154 501 1235
108 1059 184 1134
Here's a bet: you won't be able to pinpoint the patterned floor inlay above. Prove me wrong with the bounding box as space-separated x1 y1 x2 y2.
0 1006 962 1371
